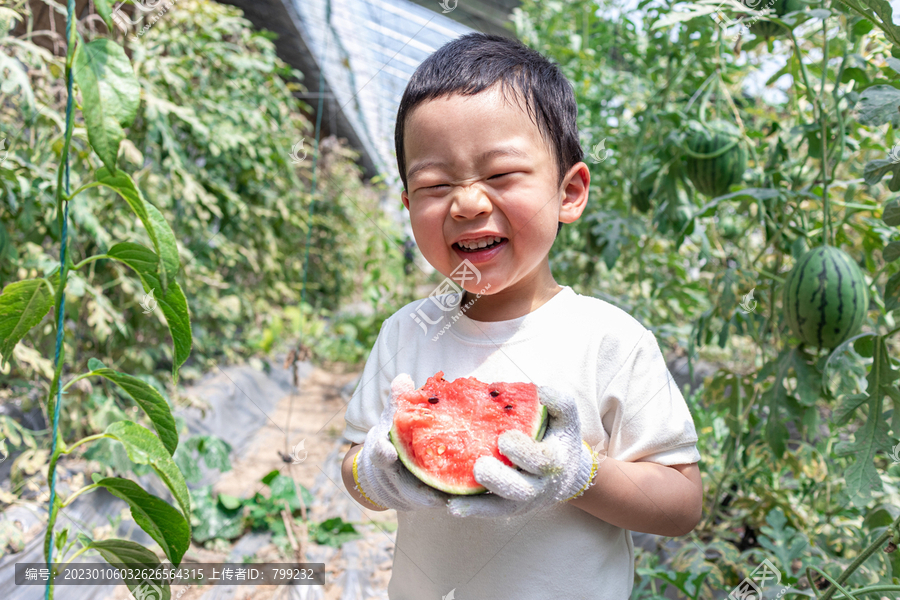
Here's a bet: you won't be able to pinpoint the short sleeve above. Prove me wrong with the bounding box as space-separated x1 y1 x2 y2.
599 329 701 466
341 316 398 444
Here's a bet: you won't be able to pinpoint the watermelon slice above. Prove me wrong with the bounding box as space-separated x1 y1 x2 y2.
389 371 549 495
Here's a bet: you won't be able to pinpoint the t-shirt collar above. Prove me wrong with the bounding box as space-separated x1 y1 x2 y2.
447 285 575 342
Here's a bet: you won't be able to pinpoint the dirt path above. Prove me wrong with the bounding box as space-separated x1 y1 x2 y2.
155 363 397 600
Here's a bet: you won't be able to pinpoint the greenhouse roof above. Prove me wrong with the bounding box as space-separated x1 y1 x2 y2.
220 0 518 192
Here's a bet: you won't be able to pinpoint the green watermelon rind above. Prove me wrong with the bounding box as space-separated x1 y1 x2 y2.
782 246 869 350
684 120 748 199
390 403 549 496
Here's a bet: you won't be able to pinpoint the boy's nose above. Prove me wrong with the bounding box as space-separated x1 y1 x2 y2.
449 185 493 221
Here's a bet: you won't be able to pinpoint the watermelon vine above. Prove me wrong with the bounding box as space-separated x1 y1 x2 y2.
0 3 193 598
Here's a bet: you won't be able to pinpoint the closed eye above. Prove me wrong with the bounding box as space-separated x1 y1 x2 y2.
424 172 513 189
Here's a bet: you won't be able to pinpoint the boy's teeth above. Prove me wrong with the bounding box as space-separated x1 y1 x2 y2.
458 236 502 250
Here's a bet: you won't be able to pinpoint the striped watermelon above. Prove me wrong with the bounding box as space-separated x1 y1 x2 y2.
749 0 805 38
684 120 747 198
782 246 868 349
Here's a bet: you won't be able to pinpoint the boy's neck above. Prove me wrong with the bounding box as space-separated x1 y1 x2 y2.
460 280 563 323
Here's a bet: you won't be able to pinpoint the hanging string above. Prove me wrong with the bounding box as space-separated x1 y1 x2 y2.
299 35 328 309
45 1 75 595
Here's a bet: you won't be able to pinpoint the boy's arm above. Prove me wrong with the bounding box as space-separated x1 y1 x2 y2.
568 459 702 537
342 443 389 511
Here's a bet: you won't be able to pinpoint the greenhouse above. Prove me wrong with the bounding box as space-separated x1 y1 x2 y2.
0 0 899 598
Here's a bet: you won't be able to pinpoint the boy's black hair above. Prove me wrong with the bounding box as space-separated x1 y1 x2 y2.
394 33 582 238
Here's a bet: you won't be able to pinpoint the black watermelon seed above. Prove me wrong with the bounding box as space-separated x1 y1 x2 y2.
428 397 439 404
490 390 499 397
504 405 513 410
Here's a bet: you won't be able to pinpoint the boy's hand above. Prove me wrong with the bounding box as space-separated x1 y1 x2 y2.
352 373 452 511
447 386 600 519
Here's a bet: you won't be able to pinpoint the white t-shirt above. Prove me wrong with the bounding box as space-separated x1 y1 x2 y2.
342 285 701 600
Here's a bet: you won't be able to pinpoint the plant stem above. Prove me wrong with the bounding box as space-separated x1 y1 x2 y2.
45 3 77 599
820 17 831 247
820 486 900 598
756 268 786 284
63 433 109 455
64 180 101 201
71 255 108 271
829 584 900 598
788 29 820 123
60 484 99 509
58 544 91 572
61 373 96 393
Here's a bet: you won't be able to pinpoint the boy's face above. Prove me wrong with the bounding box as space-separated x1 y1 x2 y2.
400 85 588 300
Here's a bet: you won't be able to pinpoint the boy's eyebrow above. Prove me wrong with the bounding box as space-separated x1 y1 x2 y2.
407 146 530 182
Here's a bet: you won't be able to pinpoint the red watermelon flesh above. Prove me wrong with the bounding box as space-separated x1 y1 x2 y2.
389 371 549 495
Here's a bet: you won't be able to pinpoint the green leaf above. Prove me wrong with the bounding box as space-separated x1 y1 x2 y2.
836 0 900 48
88 539 171 599
757 508 808 575
261 469 279 486
107 243 192 381
834 393 869 426
190 486 244 543
267 474 313 511
105 421 191 525
196 435 232 472
885 241 900 262
760 348 817 456
864 159 900 191
144 203 180 293
308 517 362 548
87 357 107 371
173 435 232 483
90 368 178 455
96 171 180 293
93 0 114 31
73 39 141 173
95 478 190 565
219 493 242 510
886 272 900 312
834 337 900 507
0 278 54 367
884 199 900 227
856 85 900 127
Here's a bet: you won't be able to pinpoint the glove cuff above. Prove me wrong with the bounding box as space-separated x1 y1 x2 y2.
352 448 388 510
562 439 601 503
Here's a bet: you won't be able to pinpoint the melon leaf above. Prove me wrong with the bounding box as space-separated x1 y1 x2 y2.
885 271 900 312
884 199 900 227
834 336 900 507
757 347 819 457
863 158 900 192
856 85 900 127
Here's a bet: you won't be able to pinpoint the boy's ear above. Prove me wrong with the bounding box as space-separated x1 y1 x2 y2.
401 190 410 211
559 161 590 225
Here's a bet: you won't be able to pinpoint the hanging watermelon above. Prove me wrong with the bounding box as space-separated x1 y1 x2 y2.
683 120 748 198
631 159 661 213
748 0 805 38
782 246 868 349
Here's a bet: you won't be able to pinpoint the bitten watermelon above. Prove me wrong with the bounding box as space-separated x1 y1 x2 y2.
684 120 747 199
782 246 868 349
389 371 549 495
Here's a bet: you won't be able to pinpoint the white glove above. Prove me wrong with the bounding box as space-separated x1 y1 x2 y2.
447 386 601 519
352 373 451 511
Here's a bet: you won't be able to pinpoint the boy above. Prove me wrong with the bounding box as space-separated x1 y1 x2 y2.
340 33 702 599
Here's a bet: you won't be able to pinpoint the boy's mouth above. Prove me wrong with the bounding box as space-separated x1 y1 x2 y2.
453 236 508 253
